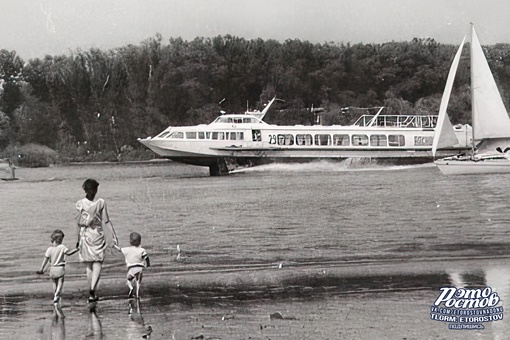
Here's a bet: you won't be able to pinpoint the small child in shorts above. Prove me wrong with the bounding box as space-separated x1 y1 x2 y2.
37 229 78 308
114 232 150 299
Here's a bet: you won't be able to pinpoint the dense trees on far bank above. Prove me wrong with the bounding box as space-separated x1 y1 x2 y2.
1 35 510 165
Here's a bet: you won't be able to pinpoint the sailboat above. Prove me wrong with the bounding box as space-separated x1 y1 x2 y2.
433 25 510 175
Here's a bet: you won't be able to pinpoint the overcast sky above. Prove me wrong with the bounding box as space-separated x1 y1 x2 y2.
1 0 509 60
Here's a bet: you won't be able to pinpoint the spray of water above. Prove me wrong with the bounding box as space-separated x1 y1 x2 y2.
231 159 435 173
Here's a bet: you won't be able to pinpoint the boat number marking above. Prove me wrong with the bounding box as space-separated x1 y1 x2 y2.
269 134 277 145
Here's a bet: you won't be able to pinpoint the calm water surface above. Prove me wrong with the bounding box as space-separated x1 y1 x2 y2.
1 160 510 339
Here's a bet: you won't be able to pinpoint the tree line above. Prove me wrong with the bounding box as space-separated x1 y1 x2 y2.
1 34 510 162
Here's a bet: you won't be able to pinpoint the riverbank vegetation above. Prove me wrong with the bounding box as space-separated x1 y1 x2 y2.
1 35 509 166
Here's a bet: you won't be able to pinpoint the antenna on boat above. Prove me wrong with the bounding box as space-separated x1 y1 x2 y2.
219 98 226 115
469 23 476 156
368 107 385 127
246 96 276 120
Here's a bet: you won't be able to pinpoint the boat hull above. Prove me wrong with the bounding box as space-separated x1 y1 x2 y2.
138 110 472 175
435 159 510 175
139 137 464 162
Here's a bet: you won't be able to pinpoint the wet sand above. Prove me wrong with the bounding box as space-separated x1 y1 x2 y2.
2 256 509 339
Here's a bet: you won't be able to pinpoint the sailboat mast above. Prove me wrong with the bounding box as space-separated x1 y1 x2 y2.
470 24 476 154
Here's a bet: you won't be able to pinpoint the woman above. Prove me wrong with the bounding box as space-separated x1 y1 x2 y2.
76 178 118 302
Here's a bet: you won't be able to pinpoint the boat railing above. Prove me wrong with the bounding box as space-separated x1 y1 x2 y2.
352 114 438 128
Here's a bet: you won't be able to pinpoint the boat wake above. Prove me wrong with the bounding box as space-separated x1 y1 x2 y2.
231 159 435 174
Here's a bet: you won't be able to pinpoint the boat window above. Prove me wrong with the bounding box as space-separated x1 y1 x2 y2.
215 116 235 123
243 118 252 123
234 118 243 124
296 134 313 146
389 135 405 146
157 131 170 138
414 136 433 146
168 131 184 139
352 134 369 146
333 134 350 146
252 130 262 141
370 135 387 146
186 132 197 139
229 132 244 140
277 134 294 145
314 134 331 146
206 132 211 139
212 132 225 140
198 132 205 139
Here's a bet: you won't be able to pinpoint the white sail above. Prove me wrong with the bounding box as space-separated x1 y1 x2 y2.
434 25 510 175
471 26 510 141
432 37 465 157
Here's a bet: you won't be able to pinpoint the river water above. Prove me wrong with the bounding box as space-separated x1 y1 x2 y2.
1 160 510 339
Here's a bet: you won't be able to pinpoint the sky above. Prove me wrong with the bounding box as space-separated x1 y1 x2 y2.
1 0 509 60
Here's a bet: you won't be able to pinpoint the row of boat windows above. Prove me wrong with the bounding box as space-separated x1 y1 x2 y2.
159 131 246 140
270 134 434 147
157 131 434 147
213 116 258 124
270 133 407 146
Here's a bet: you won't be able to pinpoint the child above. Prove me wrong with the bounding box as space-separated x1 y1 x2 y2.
36 229 78 309
114 232 150 299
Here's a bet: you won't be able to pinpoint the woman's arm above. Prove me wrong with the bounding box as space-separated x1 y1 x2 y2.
75 227 81 249
102 201 119 246
66 248 79 256
76 205 81 248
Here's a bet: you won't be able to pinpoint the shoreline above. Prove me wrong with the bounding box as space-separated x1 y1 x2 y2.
56 158 173 167
3 255 509 302
3 256 508 340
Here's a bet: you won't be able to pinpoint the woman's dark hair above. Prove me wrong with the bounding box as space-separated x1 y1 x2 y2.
82 179 99 199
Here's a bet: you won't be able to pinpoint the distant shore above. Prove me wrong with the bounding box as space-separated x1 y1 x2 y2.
57 158 174 167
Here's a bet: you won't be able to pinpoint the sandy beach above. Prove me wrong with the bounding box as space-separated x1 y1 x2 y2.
2 163 510 339
2 255 509 339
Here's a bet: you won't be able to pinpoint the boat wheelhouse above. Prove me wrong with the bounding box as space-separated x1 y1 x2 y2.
138 104 471 175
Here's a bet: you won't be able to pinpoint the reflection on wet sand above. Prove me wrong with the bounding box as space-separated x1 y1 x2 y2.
446 266 509 339
87 304 103 339
485 266 510 340
447 269 486 288
126 299 152 339
5 257 510 339
448 271 466 288
51 313 65 340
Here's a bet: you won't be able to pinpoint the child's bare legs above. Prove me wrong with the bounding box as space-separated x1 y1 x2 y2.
86 262 102 300
127 272 142 299
52 277 64 304
127 277 134 298
135 272 142 299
